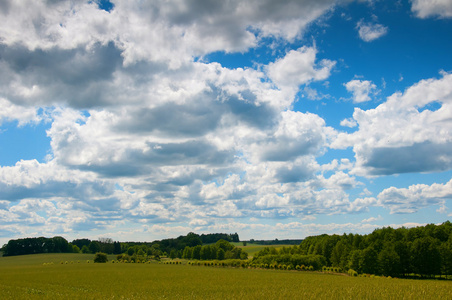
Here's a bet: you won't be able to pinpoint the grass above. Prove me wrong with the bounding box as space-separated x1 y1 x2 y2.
233 243 290 258
1 254 451 299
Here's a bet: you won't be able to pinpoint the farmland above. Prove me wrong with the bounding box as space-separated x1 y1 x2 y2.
1 253 451 299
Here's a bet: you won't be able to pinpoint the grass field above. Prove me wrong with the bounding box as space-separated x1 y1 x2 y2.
233 243 290 258
1 253 451 299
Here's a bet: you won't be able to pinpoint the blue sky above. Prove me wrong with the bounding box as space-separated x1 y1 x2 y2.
1 0 452 245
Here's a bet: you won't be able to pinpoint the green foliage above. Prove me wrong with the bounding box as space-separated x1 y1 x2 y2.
88 241 101 254
216 248 225 260
296 221 452 278
93 252 108 263
3 236 70 256
411 236 441 277
72 245 80 253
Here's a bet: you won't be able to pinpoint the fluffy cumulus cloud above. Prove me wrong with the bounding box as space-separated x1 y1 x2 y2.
356 20 388 42
377 178 452 214
344 79 377 103
0 0 353 242
411 0 452 18
334 72 452 176
0 0 451 243
267 47 336 94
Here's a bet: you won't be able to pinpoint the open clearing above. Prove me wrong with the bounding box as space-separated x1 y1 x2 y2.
0 253 451 299
233 243 290 258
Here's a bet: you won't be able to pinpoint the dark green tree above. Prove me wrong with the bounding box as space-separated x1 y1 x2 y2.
360 246 378 274
192 245 201 260
89 241 101 254
411 237 441 277
94 252 108 263
378 246 401 276
81 245 90 253
217 248 225 260
348 250 362 273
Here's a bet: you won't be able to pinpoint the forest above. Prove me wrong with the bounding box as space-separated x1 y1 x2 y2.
252 221 452 278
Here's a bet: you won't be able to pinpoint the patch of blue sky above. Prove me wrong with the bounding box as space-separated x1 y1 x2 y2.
75 110 91 126
316 148 355 166
309 1 452 98
92 0 114 12
202 36 292 70
114 183 124 191
369 170 452 191
0 121 51 166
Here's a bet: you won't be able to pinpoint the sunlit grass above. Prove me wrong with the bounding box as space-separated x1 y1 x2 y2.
233 243 289 258
1 254 451 299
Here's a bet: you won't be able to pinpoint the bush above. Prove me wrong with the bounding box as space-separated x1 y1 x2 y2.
94 252 108 263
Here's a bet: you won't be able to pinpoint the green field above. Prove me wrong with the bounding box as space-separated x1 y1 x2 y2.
233 243 290 258
1 253 451 299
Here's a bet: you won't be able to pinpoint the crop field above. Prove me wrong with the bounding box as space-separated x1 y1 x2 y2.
1 254 451 299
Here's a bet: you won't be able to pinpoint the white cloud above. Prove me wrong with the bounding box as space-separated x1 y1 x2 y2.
361 215 382 223
267 47 336 92
340 118 357 128
334 72 452 176
356 20 388 42
0 98 41 126
411 0 452 18
0 0 448 243
377 178 452 214
0 0 337 69
344 79 377 103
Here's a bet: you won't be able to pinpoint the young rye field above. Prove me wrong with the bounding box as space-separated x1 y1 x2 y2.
0 253 451 299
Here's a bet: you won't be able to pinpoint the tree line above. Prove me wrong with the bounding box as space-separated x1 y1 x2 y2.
252 221 452 278
179 239 247 260
1 232 241 259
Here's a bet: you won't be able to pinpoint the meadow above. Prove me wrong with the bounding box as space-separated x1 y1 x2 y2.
1 253 451 299
233 242 288 258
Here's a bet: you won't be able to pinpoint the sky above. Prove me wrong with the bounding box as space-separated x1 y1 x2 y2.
1 0 452 245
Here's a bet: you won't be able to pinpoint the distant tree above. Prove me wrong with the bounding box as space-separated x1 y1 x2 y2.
411 237 441 277
81 245 90 254
72 245 81 253
242 241 247 246
217 248 225 260
169 249 177 260
360 247 378 274
127 246 135 256
393 241 411 276
439 239 452 279
89 241 101 254
192 245 202 260
72 239 91 250
113 241 121 254
182 246 193 259
98 238 114 254
348 250 362 272
331 241 349 268
216 239 234 252
378 246 401 276
53 236 70 253
231 233 240 242
94 252 108 263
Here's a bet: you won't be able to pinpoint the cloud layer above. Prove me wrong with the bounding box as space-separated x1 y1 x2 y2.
0 0 451 243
